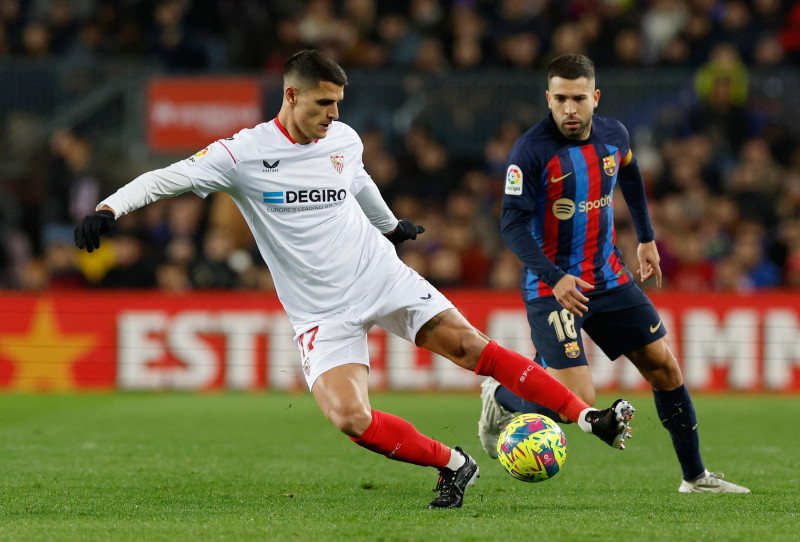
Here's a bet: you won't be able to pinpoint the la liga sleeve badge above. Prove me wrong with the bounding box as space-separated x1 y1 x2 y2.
505 165 523 195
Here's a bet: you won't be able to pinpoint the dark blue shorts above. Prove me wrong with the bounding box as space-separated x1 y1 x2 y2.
525 281 666 369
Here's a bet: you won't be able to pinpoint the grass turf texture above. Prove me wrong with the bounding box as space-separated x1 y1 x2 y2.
0 393 797 541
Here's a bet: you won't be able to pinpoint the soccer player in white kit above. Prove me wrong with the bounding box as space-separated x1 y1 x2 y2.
75 50 634 509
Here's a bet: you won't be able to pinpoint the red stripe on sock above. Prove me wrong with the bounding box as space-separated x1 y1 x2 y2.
350 409 450 468
475 340 589 422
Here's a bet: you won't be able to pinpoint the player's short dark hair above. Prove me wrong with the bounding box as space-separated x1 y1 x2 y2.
284 50 348 89
547 54 595 82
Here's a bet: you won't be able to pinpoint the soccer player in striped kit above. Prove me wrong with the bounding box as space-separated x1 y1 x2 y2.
76 50 635 509
479 54 749 493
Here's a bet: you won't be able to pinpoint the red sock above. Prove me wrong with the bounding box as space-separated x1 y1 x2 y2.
475 340 589 422
350 409 451 468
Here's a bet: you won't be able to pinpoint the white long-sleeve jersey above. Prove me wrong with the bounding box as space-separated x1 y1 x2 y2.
100 119 401 328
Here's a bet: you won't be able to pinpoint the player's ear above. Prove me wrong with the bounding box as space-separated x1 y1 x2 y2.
285 86 299 106
593 89 600 107
545 90 551 108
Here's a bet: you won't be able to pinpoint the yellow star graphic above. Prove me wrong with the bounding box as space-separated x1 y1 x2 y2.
0 299 97 391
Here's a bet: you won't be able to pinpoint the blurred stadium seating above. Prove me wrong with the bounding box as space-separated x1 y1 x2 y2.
1 0 799 292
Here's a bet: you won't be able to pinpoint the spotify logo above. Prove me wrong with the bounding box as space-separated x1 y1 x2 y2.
552 198 576 220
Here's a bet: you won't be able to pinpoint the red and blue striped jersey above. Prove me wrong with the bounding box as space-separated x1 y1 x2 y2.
503 114 634 300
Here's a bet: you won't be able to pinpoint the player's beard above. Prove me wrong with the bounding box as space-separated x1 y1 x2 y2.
560 117 589 140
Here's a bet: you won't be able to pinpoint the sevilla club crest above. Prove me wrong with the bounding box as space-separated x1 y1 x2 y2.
330 155 344 174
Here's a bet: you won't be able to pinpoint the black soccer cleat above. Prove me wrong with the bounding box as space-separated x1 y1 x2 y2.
578 399 635 449
428 447 480 509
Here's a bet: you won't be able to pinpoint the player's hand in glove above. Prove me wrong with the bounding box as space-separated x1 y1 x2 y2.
74 210 116 253
386 218 425 245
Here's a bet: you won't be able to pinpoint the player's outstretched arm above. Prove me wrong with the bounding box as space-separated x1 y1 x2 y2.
75 166 196 253
636 240 662 287
74 207 116 252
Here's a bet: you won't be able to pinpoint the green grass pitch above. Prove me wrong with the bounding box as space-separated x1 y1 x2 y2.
1 392 797 541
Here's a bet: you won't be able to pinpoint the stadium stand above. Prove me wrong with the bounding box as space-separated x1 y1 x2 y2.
1 0 798 291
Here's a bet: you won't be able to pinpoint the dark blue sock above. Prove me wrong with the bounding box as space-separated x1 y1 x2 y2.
495 385 564 423
653 384 705 481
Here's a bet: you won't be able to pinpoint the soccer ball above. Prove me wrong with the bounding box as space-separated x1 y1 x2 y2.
497 413 567 483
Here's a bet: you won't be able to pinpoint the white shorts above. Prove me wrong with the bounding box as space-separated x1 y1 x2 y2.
293 264 454 389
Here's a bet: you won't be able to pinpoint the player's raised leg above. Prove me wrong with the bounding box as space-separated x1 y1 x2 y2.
310 363 479 508
479 360 597 457
415 309 634 450
627 338 749 493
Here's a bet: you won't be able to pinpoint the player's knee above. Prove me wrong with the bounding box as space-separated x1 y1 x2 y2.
326 404 372 437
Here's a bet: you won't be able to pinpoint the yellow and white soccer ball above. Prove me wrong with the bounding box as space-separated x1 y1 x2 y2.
497 413 567 483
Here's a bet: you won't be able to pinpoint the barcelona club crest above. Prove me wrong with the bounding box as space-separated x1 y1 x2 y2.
330 155 344 174
564 341 581 359
602 155 617 176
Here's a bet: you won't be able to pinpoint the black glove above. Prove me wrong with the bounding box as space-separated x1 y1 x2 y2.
385 218 425 245
74 210 116 253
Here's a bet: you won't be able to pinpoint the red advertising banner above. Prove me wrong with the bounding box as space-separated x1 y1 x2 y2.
147 77 263 153
1 290 799 392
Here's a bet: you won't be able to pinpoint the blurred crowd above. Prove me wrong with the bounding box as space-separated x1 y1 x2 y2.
1 0 798 71
2 0 800 292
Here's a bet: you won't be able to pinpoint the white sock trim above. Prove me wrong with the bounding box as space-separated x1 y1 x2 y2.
445 448 466 471
577 407 595 433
